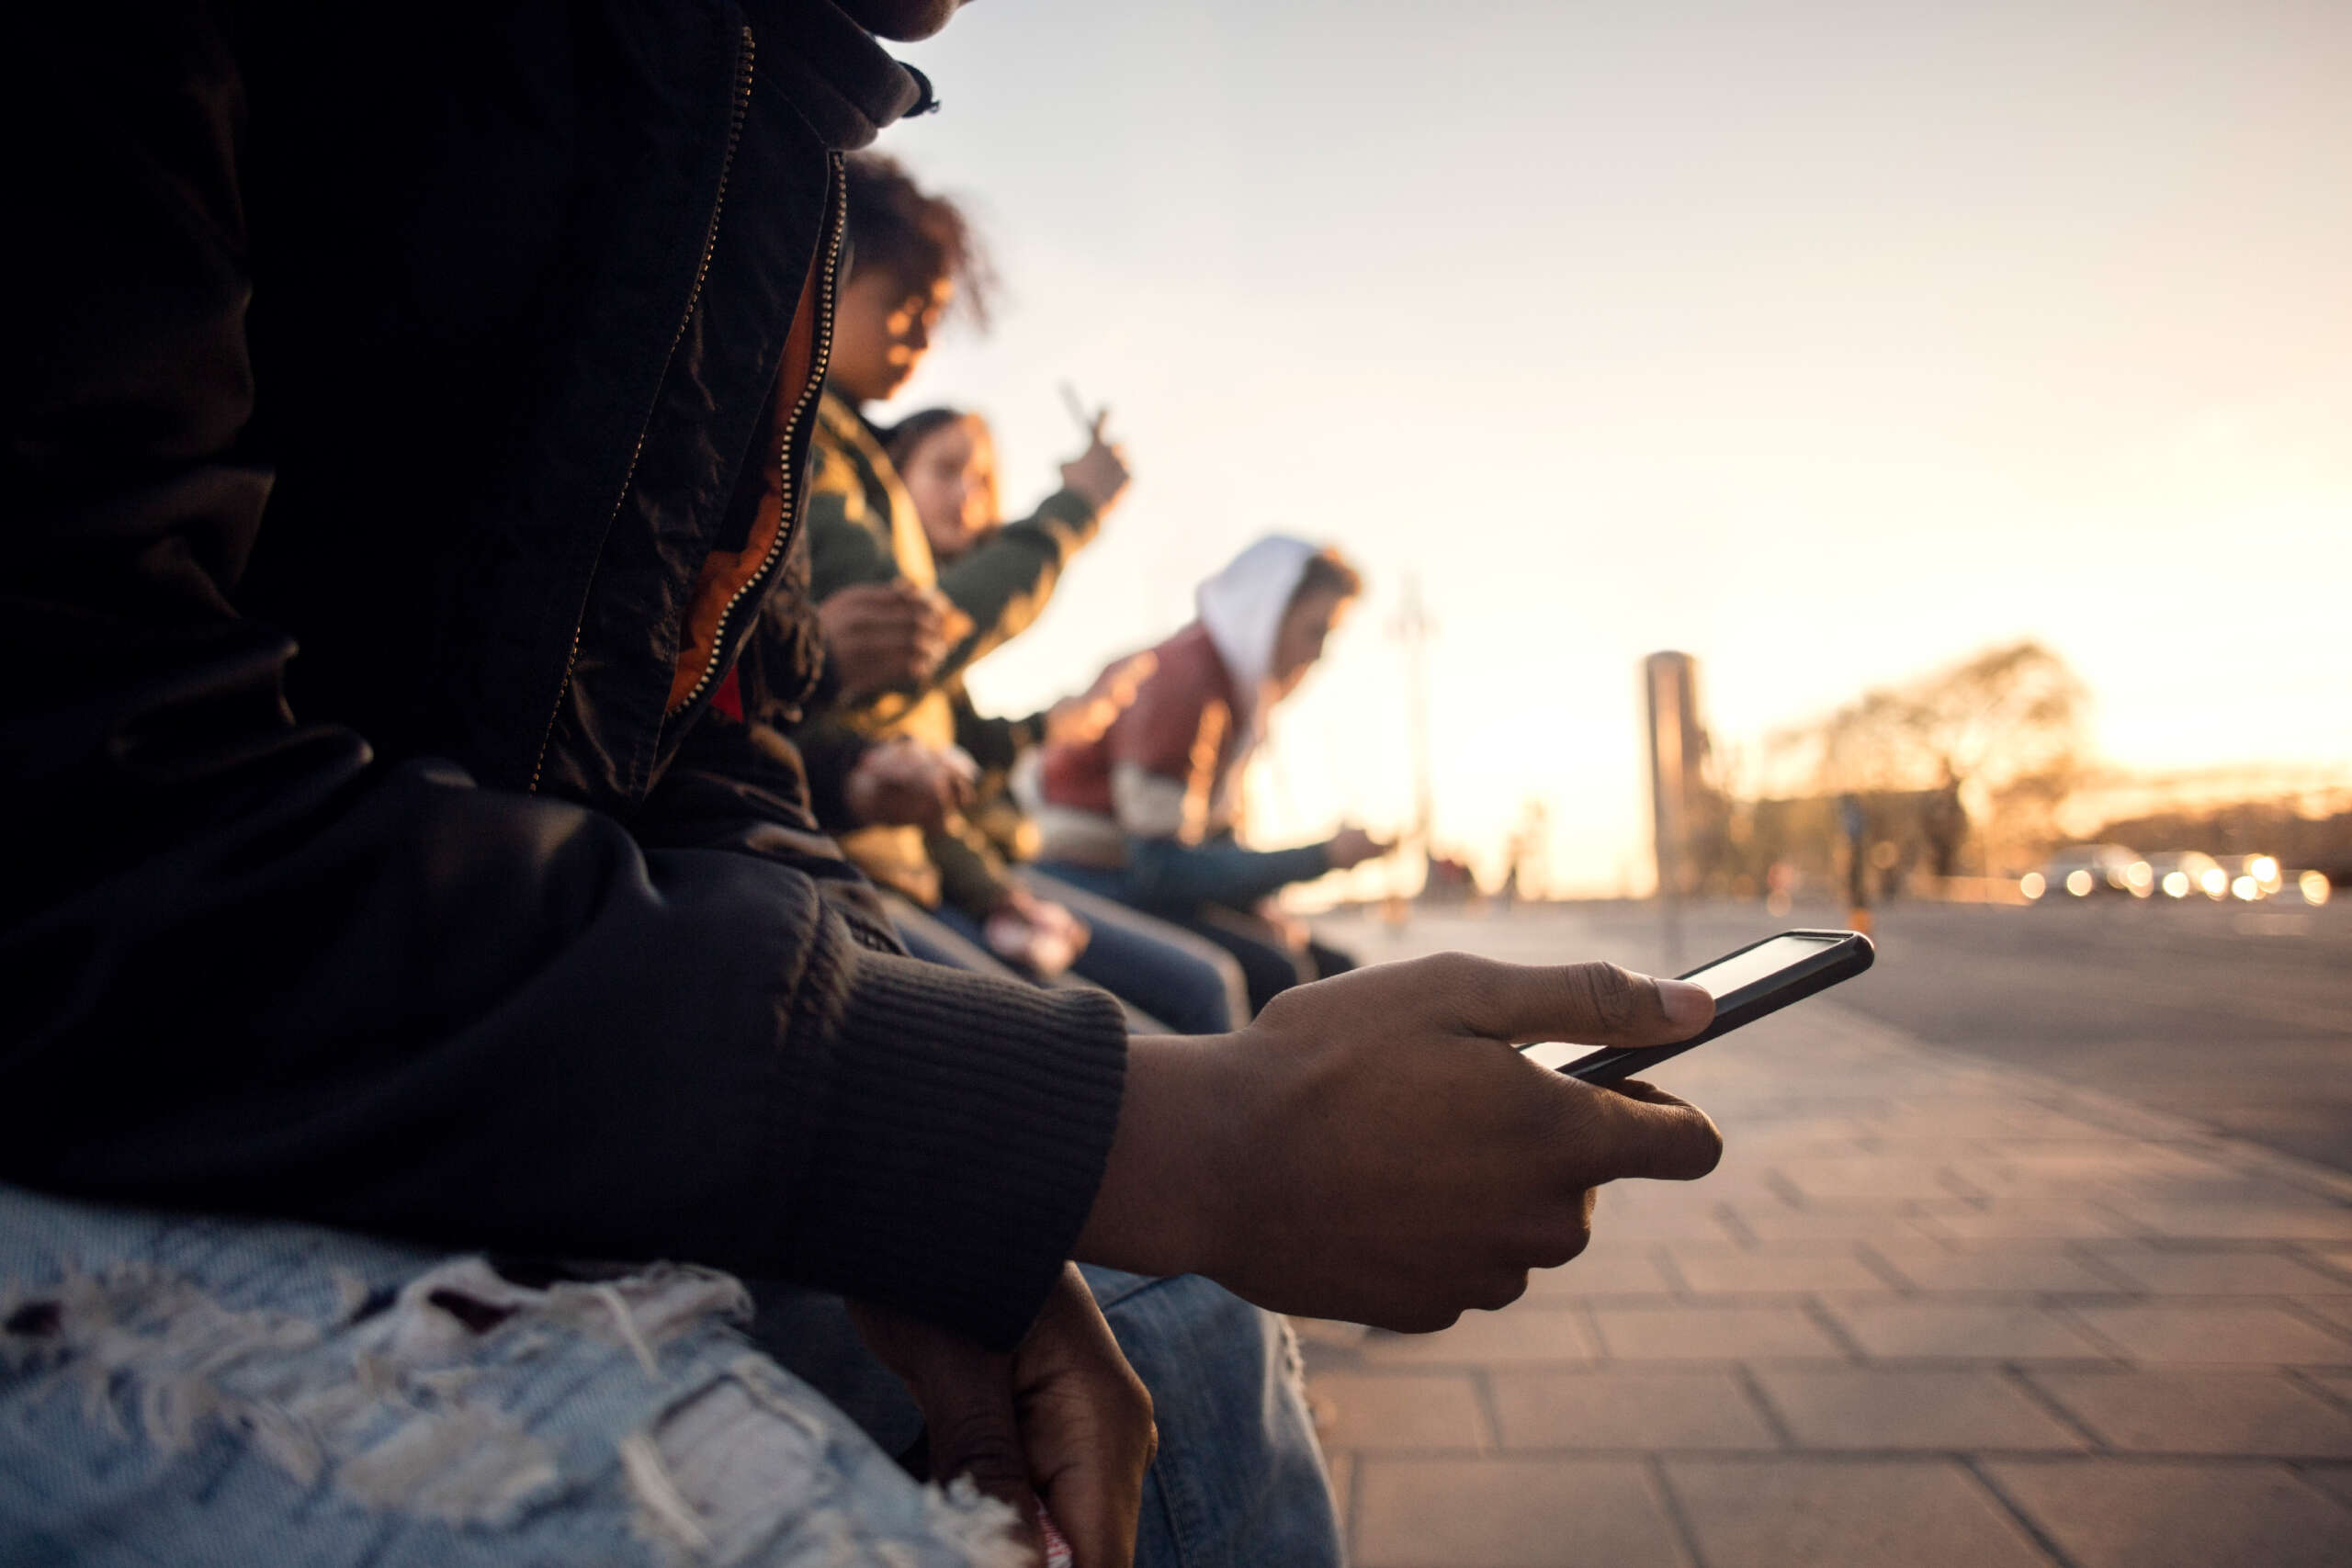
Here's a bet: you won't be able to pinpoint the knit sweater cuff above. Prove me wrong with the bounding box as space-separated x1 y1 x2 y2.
786 932 1129 1348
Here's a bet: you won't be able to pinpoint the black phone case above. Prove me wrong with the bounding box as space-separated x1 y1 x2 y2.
1556 929 1875 1085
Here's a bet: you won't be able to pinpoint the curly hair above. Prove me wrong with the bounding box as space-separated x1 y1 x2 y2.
842 152 994 327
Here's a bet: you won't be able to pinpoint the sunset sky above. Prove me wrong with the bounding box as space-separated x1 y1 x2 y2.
876 0 2352 895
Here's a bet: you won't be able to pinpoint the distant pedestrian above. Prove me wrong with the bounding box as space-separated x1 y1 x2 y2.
1840 792 1873 933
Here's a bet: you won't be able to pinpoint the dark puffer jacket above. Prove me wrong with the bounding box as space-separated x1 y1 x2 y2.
1 2 1124 1349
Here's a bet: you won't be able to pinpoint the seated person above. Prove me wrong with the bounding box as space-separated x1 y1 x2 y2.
10 19 1729 1566
887 406 1251 1034
1030 537 1392 1015
771 154 1243 1035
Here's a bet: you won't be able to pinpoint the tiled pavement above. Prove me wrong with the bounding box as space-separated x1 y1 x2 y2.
1295 910 2352 1567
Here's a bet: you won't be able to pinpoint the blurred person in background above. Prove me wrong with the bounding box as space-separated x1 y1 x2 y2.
886 407 1252 1033
763 155 1245 1039
716 151 1341 1562
1030 537 1392 1015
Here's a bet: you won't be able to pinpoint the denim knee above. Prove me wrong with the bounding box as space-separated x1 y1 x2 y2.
1083 1268 1341 1568
0 1185 1023 1568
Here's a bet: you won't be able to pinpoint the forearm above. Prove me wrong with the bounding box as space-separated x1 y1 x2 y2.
1122 834 1333 911
11 748 1126 1347
1073 1033 1231 1280
933 488 1101 680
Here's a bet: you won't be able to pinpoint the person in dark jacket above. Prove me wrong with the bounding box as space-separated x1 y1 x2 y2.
1032 538 1392 1013
4 6 1732 1563
4 8 1159 1560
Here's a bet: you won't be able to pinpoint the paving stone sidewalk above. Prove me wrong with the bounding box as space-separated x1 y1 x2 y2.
1296 910 2352 1568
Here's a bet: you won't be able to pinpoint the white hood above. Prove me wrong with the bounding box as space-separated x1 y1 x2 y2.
1196 534 1319 738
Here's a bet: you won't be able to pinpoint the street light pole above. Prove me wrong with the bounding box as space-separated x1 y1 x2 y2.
1645 651 1695 970
1391 575 1436 895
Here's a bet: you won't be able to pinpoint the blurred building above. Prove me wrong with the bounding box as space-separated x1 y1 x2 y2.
1643 652 1733 900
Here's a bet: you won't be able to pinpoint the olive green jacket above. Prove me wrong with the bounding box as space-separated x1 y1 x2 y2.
789 390 1100 911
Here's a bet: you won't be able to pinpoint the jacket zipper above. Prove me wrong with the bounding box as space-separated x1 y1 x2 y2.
528 24 756 794
663 150 847 718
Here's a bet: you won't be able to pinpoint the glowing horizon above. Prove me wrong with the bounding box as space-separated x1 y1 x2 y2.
875 0 2352 897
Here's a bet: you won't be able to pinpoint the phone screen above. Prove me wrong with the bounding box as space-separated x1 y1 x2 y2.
1681 932 1845 998
1520 929 1871 1078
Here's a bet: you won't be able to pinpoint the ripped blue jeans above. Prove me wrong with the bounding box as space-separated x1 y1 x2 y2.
0 1185 1340 1567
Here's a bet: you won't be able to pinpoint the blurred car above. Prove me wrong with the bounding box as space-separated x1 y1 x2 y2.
2281 870 2333 908
2022 844 2150 901
2143 850 2227 901
2215 853 2286 903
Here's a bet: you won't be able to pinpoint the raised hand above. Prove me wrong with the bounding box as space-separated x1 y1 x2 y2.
1323 826 1393 871
1058 411 1132 517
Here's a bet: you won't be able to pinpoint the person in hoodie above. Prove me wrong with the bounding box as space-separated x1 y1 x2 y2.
884 406 1253 1034
1031 538 1394 1015
763 154 1247 1038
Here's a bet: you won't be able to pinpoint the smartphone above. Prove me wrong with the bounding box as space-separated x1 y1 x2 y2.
1543 929 1874 1085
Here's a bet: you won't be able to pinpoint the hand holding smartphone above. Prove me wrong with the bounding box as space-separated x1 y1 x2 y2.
1542 930 1874 1085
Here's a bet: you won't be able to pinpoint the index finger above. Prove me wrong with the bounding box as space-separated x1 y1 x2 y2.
1571 1080 1724 1183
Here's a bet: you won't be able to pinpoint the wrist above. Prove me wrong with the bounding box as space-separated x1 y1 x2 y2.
1073 1032 1250 1281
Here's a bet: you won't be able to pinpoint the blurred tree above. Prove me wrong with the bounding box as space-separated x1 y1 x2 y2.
1778 641 2087 793
1762 640 2091 875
